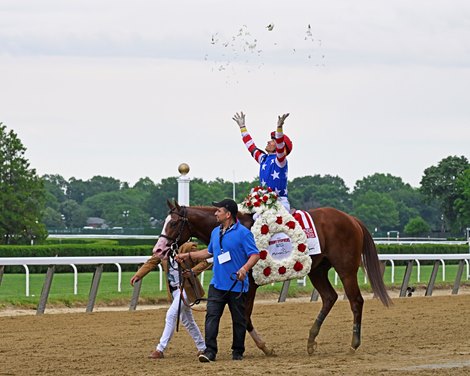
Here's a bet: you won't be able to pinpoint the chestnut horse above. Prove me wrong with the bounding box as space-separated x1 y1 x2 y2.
153 200 391 355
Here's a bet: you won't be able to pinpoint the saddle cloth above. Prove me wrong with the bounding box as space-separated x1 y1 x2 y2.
292 210 321 256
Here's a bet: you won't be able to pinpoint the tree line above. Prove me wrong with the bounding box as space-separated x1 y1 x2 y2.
1 122 470 244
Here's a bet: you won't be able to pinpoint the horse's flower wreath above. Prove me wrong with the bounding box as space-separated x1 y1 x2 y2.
241 185 279 213
240 187 312 285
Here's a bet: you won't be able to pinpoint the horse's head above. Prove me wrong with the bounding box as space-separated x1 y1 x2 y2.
152 199 193 259
152 200 252 259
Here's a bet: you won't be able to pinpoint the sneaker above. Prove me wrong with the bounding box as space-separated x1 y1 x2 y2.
232 353 243 361
198 351 215 363
148 350 164 359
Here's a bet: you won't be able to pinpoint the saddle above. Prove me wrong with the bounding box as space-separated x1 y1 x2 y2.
292 210 321 255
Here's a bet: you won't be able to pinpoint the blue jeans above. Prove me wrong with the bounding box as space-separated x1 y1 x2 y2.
204 285 247 357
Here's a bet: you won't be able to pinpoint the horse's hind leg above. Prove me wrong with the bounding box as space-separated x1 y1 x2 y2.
308 263 338 355
338 273 364 352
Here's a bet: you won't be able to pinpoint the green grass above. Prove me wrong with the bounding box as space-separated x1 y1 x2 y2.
0 264 468 309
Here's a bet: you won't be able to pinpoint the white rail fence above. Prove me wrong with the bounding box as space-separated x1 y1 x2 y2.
0 254 469 314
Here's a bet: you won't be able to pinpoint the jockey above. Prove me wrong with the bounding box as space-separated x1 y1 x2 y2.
233 111 293 212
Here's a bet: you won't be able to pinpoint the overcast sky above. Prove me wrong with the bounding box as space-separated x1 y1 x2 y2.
1 0 469 191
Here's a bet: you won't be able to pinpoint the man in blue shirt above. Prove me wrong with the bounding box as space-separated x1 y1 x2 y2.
176 198 260 362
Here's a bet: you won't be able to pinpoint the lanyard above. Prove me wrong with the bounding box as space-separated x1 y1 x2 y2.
219 223 234 253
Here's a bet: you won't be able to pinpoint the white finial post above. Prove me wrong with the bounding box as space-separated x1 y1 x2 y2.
177 163 191 206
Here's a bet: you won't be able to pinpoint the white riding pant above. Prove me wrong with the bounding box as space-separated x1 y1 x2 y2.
156 288 206 353
278 196 291 213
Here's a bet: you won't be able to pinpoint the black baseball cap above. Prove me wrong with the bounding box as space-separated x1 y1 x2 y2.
212 198 238 219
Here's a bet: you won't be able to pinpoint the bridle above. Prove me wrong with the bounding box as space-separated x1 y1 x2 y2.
158 206 192 258
158 205 198 330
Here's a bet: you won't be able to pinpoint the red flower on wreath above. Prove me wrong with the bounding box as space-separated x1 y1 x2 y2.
278 266 287 275
293 261 303 272
254 186 261 192
253 201 261 207
263 267 271 276
254 194 260 199
259 250 268 260
260 224 270 235
276 216 283 224
286 221 296 230
262 195 268 202
298 243 307 253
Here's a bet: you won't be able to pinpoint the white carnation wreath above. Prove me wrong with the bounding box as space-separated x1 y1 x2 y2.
240 187 312 286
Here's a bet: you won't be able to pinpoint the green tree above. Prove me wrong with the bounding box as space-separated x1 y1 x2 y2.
351 191 399 233
147 177 178 220
82 190 149 228
289 175 351 212
60 199 87 229
353 173 436 233
420 155 470 233
354 173 408 193
191 177 236 206
132 177 156 192
42 174 68 203
233 178 259 202
42 174 68 213
66 175 122 204
404 216 431 237
87 175 122 195
66 177 89 204
454 168 470 230
0 123 47 244
43 207 65 229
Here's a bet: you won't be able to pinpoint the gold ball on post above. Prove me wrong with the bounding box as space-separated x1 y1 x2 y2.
178 163 190 176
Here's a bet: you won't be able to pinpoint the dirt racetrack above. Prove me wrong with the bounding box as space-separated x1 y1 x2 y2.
1 294 470 376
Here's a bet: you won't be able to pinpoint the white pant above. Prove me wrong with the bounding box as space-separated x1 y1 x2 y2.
156 289 205 353
278 196 291 213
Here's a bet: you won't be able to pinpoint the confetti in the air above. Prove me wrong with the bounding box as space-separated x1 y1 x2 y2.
205 23 326 84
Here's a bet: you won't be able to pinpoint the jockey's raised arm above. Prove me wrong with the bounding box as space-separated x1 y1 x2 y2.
233 111 292 212
273 113 289 168
233 111 265 164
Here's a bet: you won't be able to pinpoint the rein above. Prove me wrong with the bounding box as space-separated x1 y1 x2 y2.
183 272 245 306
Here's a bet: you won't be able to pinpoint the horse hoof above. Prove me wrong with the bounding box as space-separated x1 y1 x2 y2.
266 349 276 357
349 346 357 354
261 346 276 357
307 341 317 355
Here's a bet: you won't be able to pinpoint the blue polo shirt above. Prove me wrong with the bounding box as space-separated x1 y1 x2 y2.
208 221 259 293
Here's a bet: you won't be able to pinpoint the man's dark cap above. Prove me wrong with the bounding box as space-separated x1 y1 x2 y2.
212 198 238 219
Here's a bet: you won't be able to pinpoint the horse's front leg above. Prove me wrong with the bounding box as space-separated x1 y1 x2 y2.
245 278 275 356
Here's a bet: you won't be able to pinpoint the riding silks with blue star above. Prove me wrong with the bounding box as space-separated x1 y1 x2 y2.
208 221 259 293
259 153 288 196
134 242 211 304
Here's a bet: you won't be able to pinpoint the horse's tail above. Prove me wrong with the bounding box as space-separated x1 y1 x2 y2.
356 218 392 307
